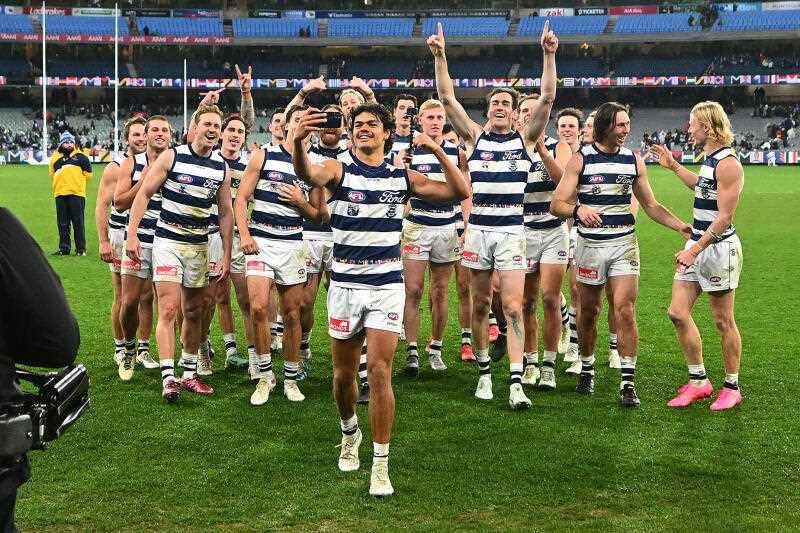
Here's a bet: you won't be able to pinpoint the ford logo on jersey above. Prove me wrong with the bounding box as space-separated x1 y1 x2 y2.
480 151 493 161
348 191 365 203
588 175 604 184
177 174 193 184
380 191 405 204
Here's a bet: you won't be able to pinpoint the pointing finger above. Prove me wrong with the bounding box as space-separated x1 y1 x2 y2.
235 64 242 78
543 19 550 37
437 22 443 39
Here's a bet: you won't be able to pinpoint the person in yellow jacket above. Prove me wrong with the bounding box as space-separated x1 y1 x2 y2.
49 132 92 256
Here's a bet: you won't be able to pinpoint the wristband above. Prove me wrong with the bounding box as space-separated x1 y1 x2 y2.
708 228 722 242
572 205 580 220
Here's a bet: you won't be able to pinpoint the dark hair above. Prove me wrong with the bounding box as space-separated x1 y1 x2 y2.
393 94 418 110
269 107 286 123
123 115 146 142
442 124 453 135
486 88 520 111
556 107 585 129
517 93 540 109
322 103 343 114
285 104 309 126
348 103 395 155
592 102 630 145
222 113 248 136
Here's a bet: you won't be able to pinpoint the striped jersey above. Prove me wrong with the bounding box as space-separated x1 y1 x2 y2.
692 146 738 242
524 143 562 230
156 144 226 245
210 149 249 232
467 131 532 234
108 154 128 231
407 140 460 227
132 151 162 248
305 144 349 241
249 144 309 241
545 135 559 158
329 153 410 290
577 143 638 244
386 132 412 164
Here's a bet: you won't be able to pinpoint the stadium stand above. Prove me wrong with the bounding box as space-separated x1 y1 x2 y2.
518 15 608 36
47 60 116 78
137 16 223 37
422 17 510 38
40 15 130 36
610 57 711 76
0 14 34 33
448 58 514 78
0 58 31 79
328 18 415 38
232 17 318 38
337 57 415 79
614 13 701 33
518 57 604 78
713 10 800 31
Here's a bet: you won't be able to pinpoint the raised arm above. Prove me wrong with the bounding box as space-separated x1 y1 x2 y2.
348 77 378 104
95 160 120 263
676 157 742 268
113 155 142 211
292 109 343 189
236 64 255 131
536 138 564 182
650 144 699 190
408 133 470 203
631 154 692 236
427 23 482 146
285 76 327 112
524 21 558 144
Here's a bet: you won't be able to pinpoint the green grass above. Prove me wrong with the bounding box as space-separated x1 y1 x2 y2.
3 163 800 531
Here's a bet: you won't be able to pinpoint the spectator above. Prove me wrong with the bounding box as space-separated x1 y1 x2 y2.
48 132 92 257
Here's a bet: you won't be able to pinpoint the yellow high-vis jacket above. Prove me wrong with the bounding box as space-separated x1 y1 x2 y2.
49 148 93 198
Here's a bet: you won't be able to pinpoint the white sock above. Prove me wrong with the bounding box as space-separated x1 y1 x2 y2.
341 414 358 436
373 442 389 464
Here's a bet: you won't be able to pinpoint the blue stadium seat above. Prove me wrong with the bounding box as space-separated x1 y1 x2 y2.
0 14 34 33
518 15 607 36
40 15 129 36
713 10 800 31
137 16 222 37
328 18 414 38
614 13 702 33
232 18 317 38
422 17 509 38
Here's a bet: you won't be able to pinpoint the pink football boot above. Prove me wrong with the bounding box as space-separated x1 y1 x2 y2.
710 387 742 411
667 381 713 408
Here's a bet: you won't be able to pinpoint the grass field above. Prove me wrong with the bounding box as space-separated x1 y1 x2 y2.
3 163 800 531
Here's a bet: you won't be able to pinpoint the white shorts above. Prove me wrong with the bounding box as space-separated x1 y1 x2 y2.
120 244 154 280
461 228 526 271
525 224 569 273
401 221 460 264
109 228 125 274
674 235 742 292
574 235 640 286
152 238 209 288
306 239 333 274
231 232 246 275
245 237 308 286
568 225 578 261
208 231 222 278
327 284 405 339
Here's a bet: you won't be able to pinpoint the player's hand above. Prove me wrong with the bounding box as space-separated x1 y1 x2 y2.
216 256 231 282
649 144 676 170
125 234 141 262
675 247 697 271
199 87 225 106
303 76 326 95
99 240 114 263
240 234 260 255
412 132 439 153
576 205 602 227
277 183 306 206
348 76 372 97
679 223 693 240
393 149 410 169
540 20 558 55
235 64 252 94
427 22 445 57
295 108 326 141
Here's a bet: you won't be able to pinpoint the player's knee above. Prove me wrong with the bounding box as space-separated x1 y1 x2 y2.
615 302 636 327
667 304 688 325
367 359 390 386
282 306 301 325
472 296 491 318
405 280 424 302
541 289 559 313
250 299 269 323
333 366 356 386
579 300 601 321
712 312 737 334
522 295 537 315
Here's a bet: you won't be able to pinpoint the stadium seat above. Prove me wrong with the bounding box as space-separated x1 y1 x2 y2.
39 15 129 36
137 16 223 37
713 10 800 31
0 14 34 33
328 18 414 38
614 13 703 33
47 60 116 77
518 15 608 36
232 18 318 38
422 17 509 38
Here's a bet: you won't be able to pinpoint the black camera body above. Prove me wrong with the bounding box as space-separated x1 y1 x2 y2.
0 365 90 456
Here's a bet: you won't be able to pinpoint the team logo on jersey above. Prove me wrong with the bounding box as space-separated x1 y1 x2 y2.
482 162 490 170
348 191 366 203
578 267 599 280
621 184 630 195
416 164 432 173
509 161 518 171
513 255 523 262
588 175 604 184
502 150 522 160
387 312 399 321
176 174 193 184
387 205 398 218
558 250 567 257
616 175 633 184
347 204 360 216
480 151 494 161
710 276 721 283
330 318 350 333
268 171 283 181
701 188 710 199
591 186 602 195
380 191 405 204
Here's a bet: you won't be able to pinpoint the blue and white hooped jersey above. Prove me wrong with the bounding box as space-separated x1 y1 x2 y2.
305 144 350 241
131 152 162 248
544 135 559 158
467 131 532 234
210 149 249 232
692 146 738 242
386 133 412 164
249 144 309 241
577 143 638 243
407 140 459 228
329 153 410 290
156 144 226 245
524 144 562 231
108 154 128 231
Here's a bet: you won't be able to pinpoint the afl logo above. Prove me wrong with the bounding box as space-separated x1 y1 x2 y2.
348 191 365 203
177 174 193 184
268 171 282 180
588 175 604 184
417 164 431 173
480 152 493 161
388 312 399 321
